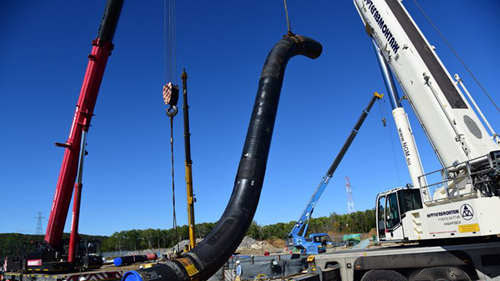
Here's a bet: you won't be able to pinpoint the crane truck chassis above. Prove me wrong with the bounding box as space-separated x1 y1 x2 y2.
298 241 500 281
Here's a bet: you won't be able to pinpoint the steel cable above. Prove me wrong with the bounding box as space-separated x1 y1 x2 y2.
412 0 499 112
169 115 179 254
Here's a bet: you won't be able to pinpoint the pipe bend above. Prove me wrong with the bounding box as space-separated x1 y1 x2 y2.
122 34 322 281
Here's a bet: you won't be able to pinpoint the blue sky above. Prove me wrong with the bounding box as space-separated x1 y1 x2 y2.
1 1 499 236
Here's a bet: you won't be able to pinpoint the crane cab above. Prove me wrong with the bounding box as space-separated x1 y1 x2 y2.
377 166 500 243
376 187 423 242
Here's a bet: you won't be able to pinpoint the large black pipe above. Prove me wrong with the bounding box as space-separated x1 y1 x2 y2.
121 34 321 281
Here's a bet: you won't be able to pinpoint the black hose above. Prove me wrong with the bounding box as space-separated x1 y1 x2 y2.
121 34 321 281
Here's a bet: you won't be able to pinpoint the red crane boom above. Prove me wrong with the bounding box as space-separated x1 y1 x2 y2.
44 0 124 259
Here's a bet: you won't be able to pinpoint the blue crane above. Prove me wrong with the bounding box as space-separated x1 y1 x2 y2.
288 92 383 254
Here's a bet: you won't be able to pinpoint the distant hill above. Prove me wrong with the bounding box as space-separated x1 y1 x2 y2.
0 233 107 261
1 210 375 258
100 210 375 252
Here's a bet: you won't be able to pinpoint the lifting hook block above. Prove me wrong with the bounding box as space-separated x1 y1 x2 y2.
167 105 178 117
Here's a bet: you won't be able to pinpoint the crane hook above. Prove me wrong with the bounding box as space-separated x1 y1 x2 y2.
167 105 178 117
163 82 179 117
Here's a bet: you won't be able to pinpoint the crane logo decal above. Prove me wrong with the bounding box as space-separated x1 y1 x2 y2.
398 128 412 166
364 0 400 54
460 204 474 221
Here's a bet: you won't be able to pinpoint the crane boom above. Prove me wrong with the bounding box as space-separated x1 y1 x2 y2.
355 0 500 243
288 93 382 252
181 70 196 250
45 0 124 250
354 0 499 170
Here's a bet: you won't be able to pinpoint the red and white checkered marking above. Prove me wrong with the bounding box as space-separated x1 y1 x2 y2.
162 82 174 105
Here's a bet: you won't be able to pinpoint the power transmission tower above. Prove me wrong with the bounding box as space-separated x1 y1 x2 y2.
345 177 356 213
35 212 45 235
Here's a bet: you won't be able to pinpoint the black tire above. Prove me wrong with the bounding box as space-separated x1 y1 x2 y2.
361 270 408 281
410 267 471 281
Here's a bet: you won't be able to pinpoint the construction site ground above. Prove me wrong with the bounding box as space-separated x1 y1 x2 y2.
2 262 155 281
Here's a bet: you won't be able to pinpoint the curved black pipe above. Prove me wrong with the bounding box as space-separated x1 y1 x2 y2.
122 34 321 281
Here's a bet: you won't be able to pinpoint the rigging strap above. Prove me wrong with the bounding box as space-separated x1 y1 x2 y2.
283 0 292 35
168 112 179 253
163 82 180 253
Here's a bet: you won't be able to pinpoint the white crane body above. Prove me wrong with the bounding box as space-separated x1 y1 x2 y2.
355 0 499 167
391 107 430 201
372 40 430 202
354 0 500 243
282 3 500 281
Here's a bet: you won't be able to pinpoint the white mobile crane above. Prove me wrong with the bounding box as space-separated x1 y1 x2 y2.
301 1 500 281
354 0 500 243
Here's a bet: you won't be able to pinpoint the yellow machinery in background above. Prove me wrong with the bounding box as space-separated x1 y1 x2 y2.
181 70 196 250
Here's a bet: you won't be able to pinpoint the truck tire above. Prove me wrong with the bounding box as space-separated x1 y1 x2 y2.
410 267 471 281
361 270 407 281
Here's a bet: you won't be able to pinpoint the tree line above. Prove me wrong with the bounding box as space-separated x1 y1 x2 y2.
0 209 375 255
100 209 375 251
101 222 216 252
0 233 107 262
247 209 375 241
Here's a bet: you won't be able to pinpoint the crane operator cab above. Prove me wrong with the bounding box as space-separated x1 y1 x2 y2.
376 187 423 241
376 155 500 243
311 233 333 247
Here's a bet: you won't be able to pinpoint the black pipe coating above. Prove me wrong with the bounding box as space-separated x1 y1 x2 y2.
122 34 321 281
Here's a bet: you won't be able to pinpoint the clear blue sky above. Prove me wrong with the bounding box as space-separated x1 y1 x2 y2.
1 1 499 236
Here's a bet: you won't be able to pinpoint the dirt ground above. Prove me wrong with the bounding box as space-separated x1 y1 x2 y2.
235 237 286 255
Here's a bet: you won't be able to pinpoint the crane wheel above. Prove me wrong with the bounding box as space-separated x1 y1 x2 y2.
361 269 407 281
409 267 471 281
